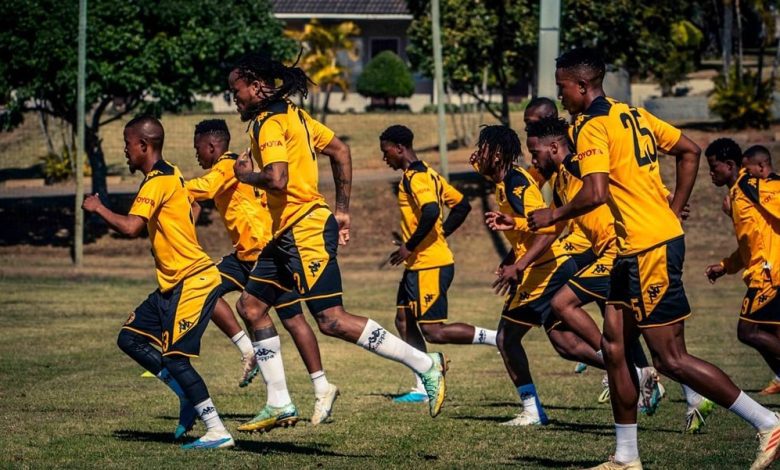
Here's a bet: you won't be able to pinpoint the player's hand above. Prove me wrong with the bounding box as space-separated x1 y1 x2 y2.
234 148 254 183
722 194 732 216
528 208 555 230
485 211 515 231
82 193 103 213
679 202 691 221
390 244 412 266
705 263 726 284
335 211 351 246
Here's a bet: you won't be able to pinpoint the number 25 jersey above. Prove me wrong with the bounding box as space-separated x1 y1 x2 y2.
571 96 683 255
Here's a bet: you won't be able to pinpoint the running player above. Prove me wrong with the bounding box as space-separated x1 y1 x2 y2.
531 47 780 469
186 119 338 424
471 125 606 426
379 124 497 403
227 52 447 432
82 116 233 449
706 140 780 396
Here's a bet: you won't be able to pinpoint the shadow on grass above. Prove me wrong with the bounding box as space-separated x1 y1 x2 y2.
114 429 176 444
481 401 602 411
511 455 603 468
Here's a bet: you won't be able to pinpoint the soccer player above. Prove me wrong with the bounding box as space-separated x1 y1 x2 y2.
706 140 780 395
531 47 780 469
226 52 447 432
471 125 606 426
379 124 497 403
82 116 233 449
185 119 338 424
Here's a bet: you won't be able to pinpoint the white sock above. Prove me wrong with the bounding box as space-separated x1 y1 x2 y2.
635 366 643 379
614 423 639 463
729 391 779 431
157 368 186 402
521 393 540 419
681 384 703 412
253 336 292 408
473 327 498 346
231 330 254 357
413 374 425 393
596 350 604 361
356 319 433 373
310 370 330 396
194 398 227 433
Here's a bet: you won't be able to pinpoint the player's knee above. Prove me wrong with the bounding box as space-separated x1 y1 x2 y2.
737 321 759 346
550 294 571 318
420 324 446 344
600 336 624 365
652 353 685 379
313 307 347 337
237 293 268 321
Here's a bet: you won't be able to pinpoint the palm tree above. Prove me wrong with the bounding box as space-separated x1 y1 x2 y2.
286 19 361 123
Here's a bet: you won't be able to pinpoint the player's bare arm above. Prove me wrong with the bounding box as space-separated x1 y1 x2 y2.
321 136 352 245
82 193 146 237
492 232 558 295
666 134 701 218
528 172 609 230
234 149 288 191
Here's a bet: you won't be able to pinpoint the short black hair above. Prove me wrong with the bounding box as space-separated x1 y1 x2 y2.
525 97 557 113
525 116 569 141
195 119 231 146
744 145 772 164
704 138 742 166
555 48 606 84
125 115 164 150
477 125 522 174
380 125 414 148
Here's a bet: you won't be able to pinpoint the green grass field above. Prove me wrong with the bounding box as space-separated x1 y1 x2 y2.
2 138 780 468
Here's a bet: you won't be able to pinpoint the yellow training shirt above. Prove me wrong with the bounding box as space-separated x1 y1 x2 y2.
129 159 213 292
548 173 593 255
185 152 272 262
571 96 683 255
552 153 619 256
248 99 335 237
496 165 568 264
723 171 780 287
398 160 463 270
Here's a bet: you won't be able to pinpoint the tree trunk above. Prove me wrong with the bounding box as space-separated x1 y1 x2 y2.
772 8 780 87
320 84 332 124
735 0 743 80
85 126 109 206
38 109 56 156
723 0 733 83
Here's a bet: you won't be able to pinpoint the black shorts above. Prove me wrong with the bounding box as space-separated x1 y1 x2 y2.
396 265 455 323
740 282 780 325
245 207 343 314
216 252 302 320
568 249 614 305
607 236 691 328
502 257 576 332
570 249 598 271
122 267 221 357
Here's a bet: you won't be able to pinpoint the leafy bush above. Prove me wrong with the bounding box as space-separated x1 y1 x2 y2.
710 67 773 129
356 51 414 108
656 20 703 97
40 145 91 184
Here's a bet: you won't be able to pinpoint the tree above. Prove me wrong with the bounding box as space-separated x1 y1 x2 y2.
286 19 360 123
0 0 295 202
657 20 704 96
407 0 537 126
356 51 415 108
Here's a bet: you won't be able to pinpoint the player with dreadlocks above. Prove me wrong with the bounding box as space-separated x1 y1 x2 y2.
227 52 448 432
470 125 607 426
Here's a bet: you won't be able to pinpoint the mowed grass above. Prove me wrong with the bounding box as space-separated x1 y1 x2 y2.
2 160 780 469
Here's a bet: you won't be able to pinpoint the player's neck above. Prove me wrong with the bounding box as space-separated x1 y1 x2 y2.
582 88 606 111
141 155 163 175
401 152 419 170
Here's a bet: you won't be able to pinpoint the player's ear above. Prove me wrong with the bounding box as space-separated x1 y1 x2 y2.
577 79 587 94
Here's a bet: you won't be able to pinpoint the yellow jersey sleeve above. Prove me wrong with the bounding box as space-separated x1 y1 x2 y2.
255 115 288 166
440 177 464 208
757 175 780 221
642 108 682 152
185 164 231 201
304 113 336 152
505 170 555 235
574 119 610 177
408 172 438 207
129 176 168 221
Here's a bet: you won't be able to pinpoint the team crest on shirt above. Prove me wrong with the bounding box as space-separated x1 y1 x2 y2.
647 284 663 303
124 311 136 325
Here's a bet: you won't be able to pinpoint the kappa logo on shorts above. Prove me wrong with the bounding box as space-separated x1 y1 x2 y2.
592 264 609 274
366 327 386 352
647 284 663 303
758 294 769 304
424 293 435 305
178 319 193 333
124 311 136 325
564 242 575 251
308 260 322 277
518 291 530 301
255 348 276 362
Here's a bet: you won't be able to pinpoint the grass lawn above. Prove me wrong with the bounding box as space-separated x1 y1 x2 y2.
1 142 780 468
